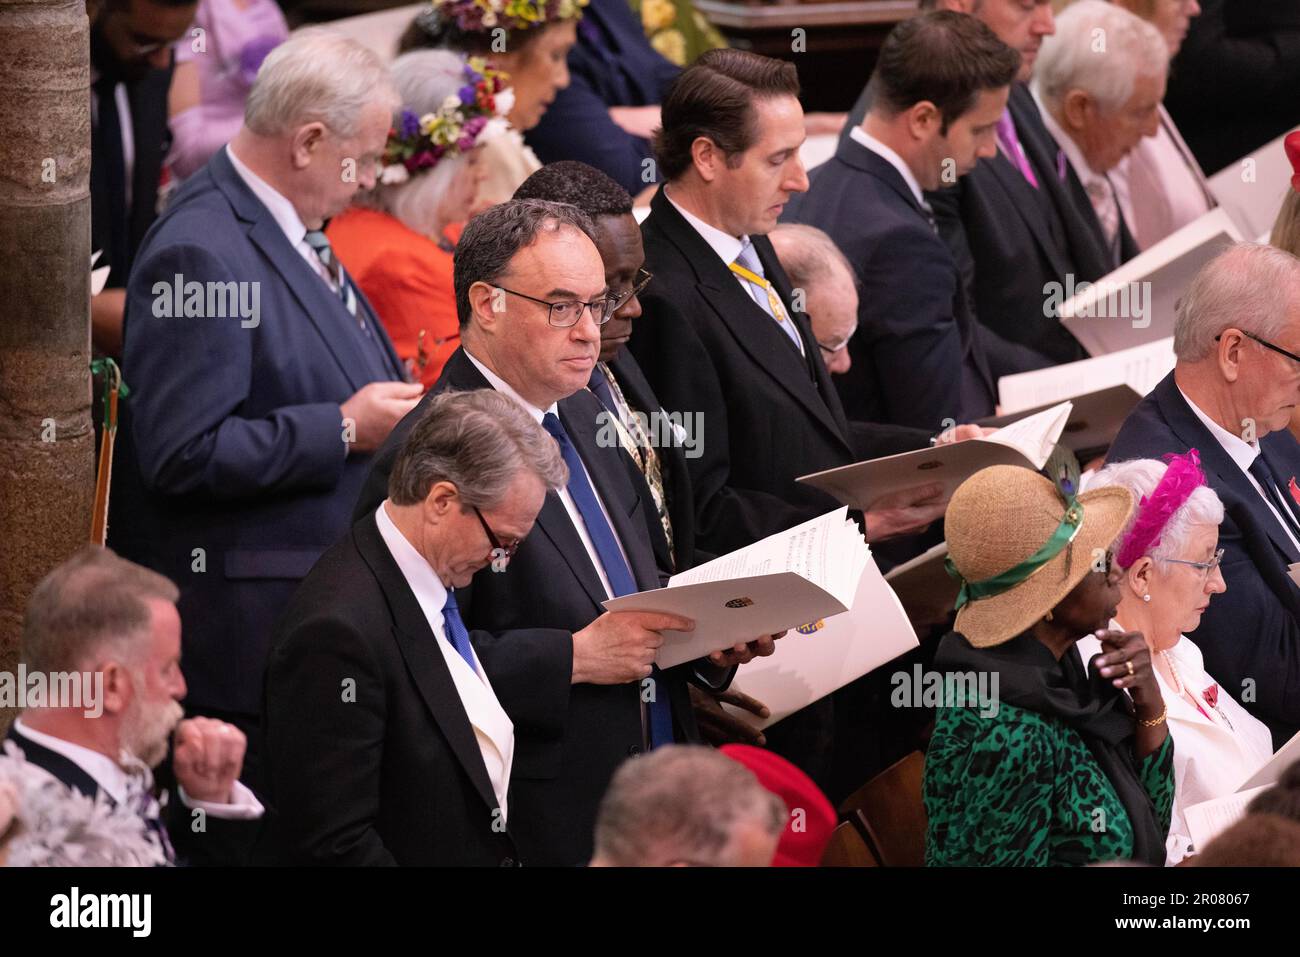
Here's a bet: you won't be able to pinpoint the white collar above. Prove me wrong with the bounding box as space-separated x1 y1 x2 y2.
849 125 925 208
375 501 450 624
225 143 311 250
663 186 749 269
462 348 558 424
1032 88 1108 190
12 717 133 805
1176 383 1260 474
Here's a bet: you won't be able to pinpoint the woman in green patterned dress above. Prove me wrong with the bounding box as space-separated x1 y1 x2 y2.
925 464 1174 866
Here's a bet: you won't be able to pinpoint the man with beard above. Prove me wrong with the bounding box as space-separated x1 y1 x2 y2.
3 546 263 865
88 0 200 357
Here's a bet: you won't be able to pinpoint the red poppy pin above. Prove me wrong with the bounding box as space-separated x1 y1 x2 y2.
1290 477 1300 506
1203 684 1219 709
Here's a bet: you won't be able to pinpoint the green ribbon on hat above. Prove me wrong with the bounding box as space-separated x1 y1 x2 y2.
945 496 1085 611
90 357 130 433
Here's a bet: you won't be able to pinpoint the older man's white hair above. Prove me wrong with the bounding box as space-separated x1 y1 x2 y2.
1084 458 1224 567
1173 242 1300 362
244 29 399 138
1033 0 1167 114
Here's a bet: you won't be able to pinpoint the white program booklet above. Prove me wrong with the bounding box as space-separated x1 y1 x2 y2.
720 549 920 729
1184 786 1271 853
1209 127 1299 241
1237 729 1300 792
604 508 870 669
997 338 1174 413
797 401 1072 510
1060 208 1241 356
981 384 1142 457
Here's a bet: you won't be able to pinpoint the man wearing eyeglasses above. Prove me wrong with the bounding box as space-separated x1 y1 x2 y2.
354 199 774 866
1108 242 1300 749
768 223 860 378
266 389 568 865
89 0 199 358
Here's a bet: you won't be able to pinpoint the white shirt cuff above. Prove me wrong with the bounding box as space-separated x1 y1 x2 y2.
178 780 265 820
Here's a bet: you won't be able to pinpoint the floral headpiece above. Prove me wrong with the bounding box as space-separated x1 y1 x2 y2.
1115 449 1206 569
425 0 588 35
380 58 512 186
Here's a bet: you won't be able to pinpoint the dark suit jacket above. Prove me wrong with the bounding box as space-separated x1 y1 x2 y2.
4 725 258 866
1164 0 1300 175
629 188 931 557
524 0 679 193
606 347 703 572
926 85 1136 365
354 348 710 865
1107 372 1300 747
784 138 1045 430
90 30 173 289
108 146 405 718
263 511 521 866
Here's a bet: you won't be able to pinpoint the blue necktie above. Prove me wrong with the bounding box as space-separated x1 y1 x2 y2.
588 366 617 414
542 412 674 747
441 589 478 674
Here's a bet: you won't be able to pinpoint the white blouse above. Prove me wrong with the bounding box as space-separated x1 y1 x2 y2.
1078 625 1273 864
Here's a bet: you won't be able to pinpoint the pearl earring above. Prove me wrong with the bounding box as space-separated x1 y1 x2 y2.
1142 594 1151 603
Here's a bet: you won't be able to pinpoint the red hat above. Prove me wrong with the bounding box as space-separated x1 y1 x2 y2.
720 744 836 867
1286 130 1300 192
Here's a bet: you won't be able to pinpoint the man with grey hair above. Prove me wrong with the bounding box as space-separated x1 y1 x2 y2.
1032 0 1166 269
1108 242 1300 748
109 30 422 753
4 546 263 865
589 745 786 866
768 224 859 377
266 389 568 865
355 198 776 866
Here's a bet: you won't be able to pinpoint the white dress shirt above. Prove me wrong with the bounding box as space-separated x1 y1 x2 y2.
374 502 514 819
1111 105 1214 251
662 187 805 350
1078 627 1273 864
1178 384 1300 553
10 717 264 820
225 144 335 289
849 125 926 208
463 349 633 598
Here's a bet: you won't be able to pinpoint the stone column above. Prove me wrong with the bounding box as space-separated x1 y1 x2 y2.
0 0 94 727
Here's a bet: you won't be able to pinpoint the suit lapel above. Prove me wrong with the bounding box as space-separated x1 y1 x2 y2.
651 193 850 450
5 726 104 801
353 514 503 815
211 148 376 392
1156 377 1300 564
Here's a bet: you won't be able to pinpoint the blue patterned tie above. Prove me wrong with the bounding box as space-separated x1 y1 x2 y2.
441 589 478 673
303 229 364 327
542 412 675 747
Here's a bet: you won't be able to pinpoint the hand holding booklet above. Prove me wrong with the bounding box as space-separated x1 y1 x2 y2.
602 508 871 669
797 401 1073 511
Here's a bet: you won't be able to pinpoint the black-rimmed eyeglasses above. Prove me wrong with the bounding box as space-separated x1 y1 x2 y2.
1215 331 1300 366
472 506 522 567
497 287 619 328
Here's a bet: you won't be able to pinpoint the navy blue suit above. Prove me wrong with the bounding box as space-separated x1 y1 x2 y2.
525 0 679 194
784 137 1045 431
1107 372 1300 747
109 147 404 719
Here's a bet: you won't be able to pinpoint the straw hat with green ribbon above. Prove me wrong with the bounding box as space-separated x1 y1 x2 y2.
943 465 1135 648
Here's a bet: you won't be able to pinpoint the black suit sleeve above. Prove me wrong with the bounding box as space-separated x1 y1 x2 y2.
1169 0 1300 106
854 221 976 432
631 289 834 548
973 324 1052 382
165 795 261 867
264 618 397 866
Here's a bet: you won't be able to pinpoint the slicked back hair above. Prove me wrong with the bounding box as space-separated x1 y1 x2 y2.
654 49 800 182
